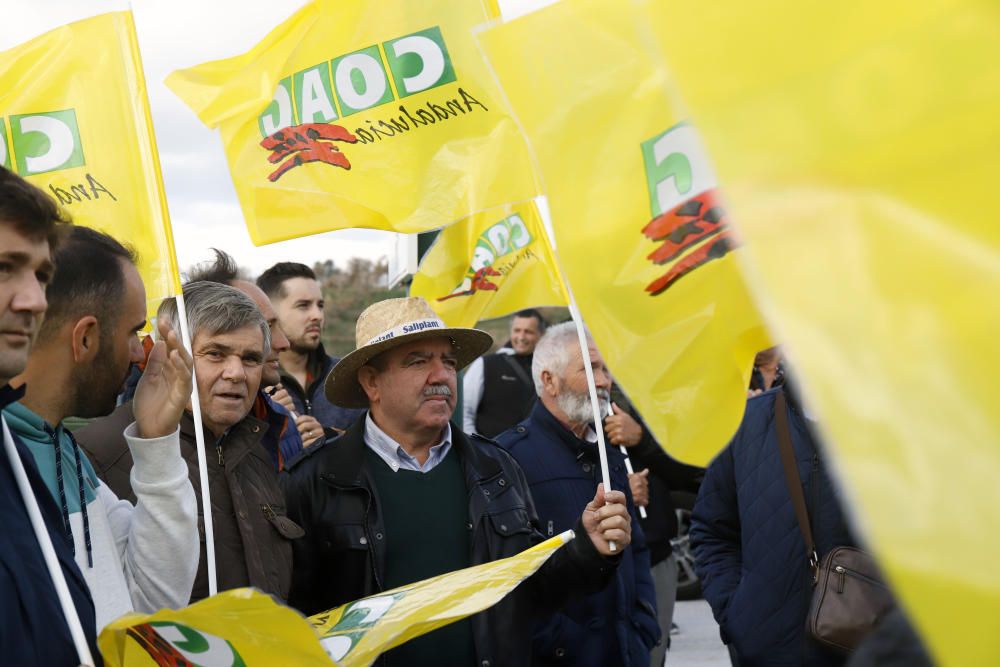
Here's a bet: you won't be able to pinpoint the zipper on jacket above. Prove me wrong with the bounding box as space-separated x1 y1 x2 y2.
305 398 313 416
547 520 554 537
359 485 383 592
834 564 886 591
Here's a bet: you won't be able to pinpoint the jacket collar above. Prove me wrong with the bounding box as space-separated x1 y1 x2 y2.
321 412 501 486
529 400 600 457
0 383 25 411
179 410 268 466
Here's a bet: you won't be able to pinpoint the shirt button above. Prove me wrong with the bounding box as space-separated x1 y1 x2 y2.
252 425 260 433
466 522 473 530
516 426 525 433
375 532 383 540
498 479 506 487
555 648 566 657
359 536 368 545
500 524 508 532
582 463 593 473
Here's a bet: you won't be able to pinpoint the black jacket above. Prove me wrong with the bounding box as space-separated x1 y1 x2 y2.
1 384 100 666
278 344 362 435
281 415 619 667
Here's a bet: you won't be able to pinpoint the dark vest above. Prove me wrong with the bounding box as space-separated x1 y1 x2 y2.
475 353 536 438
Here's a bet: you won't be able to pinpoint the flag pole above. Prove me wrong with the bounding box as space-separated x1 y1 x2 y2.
174 291 218 596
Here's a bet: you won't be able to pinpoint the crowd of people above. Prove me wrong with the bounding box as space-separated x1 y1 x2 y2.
1 163 928 666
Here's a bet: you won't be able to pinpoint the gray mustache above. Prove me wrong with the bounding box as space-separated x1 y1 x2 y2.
423 385 453 398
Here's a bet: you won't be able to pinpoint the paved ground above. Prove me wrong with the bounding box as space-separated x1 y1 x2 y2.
666 599 730 666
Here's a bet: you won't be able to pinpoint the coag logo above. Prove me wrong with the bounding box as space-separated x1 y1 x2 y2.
639 123 735 294
257 26 488 181
316 593 402 661
125 621 247 667
0 109 84 176
439 213 533 301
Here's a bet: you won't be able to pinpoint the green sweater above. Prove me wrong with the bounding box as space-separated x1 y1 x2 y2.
367 445 477 666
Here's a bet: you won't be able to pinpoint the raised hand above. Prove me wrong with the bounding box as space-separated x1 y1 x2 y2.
581 484 632 555
133 318 194 440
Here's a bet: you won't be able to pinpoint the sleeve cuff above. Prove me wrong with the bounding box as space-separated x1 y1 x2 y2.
124 422 187 485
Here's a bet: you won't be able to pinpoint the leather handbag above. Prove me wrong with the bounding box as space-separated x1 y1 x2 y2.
774 391 895 653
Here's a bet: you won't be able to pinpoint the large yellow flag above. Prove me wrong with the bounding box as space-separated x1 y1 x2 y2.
0 12 180 310
166 0 537 245
99 589 332 666
655 1 1000 663
409 201 568 327
478 1 772 466
309 531 574 666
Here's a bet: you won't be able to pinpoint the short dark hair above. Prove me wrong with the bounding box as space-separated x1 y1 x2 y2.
256 261 317 300
513 308 547 333
0 165 70 250
37 226 137 343
187 248 241 285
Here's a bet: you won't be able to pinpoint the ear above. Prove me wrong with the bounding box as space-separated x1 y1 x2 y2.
70 316 101 364
357 365 380 404
540 369 559 398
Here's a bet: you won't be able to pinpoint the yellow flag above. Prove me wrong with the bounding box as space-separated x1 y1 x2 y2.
166 0 537 244
99 589 332 666
655 1 1000 663
309 531 574 666
0 12 181 311
477 1 772 466
409 201 568 327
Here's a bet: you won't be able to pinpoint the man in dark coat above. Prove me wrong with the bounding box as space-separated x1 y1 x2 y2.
496 322 660 667
282 297 633 667
256 262 362 436
691 381 854 666
0 165 100 665
78 281 301 603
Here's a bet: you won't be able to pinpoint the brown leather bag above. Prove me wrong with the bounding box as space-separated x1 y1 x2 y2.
774 391 895 654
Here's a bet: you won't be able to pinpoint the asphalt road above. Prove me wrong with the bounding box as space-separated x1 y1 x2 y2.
666 599 730 666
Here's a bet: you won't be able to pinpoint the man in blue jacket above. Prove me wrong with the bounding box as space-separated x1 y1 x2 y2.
691 380 853 666
0 165 100 665
497 322 659 666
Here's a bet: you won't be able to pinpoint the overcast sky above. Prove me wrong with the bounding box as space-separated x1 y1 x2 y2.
2 0 549 277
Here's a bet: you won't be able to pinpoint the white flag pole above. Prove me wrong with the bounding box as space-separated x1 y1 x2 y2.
3 418 95 667
619 446 648 519
174 291 218 596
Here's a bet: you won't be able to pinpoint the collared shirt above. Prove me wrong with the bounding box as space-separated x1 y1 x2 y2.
364 413 453 473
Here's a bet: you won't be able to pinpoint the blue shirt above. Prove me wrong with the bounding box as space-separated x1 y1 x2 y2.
364 413 452 473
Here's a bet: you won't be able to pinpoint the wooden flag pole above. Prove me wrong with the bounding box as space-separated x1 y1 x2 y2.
174 291 218 596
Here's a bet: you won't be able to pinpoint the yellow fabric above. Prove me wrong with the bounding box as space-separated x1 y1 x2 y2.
99 589 332 666
0 11 181 312
656 1 1000 663
166 0 536 244
409 201 568 327
309 531 574 666
477 1 772 466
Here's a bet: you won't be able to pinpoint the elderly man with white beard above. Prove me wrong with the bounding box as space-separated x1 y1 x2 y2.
496 322 660 667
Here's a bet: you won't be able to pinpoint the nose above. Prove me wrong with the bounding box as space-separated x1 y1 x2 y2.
427 357 455 384
12 274 48 315
271 322 290 353
594 365 612 390
220 355 246 383
309 305 323 322
129 335 146 364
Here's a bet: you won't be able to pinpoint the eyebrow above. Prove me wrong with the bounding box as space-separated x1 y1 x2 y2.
0 251 54 274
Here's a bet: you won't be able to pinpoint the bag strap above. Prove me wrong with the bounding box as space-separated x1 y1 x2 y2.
774 390 819 574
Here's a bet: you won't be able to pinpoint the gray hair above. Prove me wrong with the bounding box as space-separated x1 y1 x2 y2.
157 281 271 354
531 321 587 395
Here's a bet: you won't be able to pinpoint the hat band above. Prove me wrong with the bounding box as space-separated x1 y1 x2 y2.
365 318 446 347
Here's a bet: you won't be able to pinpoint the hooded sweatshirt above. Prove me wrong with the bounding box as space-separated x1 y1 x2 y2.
2 402 198 630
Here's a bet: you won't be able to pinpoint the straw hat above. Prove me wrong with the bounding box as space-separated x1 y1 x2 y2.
325 297 493 408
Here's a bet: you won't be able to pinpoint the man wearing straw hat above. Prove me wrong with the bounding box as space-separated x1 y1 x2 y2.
0 166 99 665
283 296 632 667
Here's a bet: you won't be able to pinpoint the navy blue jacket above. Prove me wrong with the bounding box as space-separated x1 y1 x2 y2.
1 384 100 665
691 389 853 666
279 344 362 433
255 393 304 471
497 402 660 667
